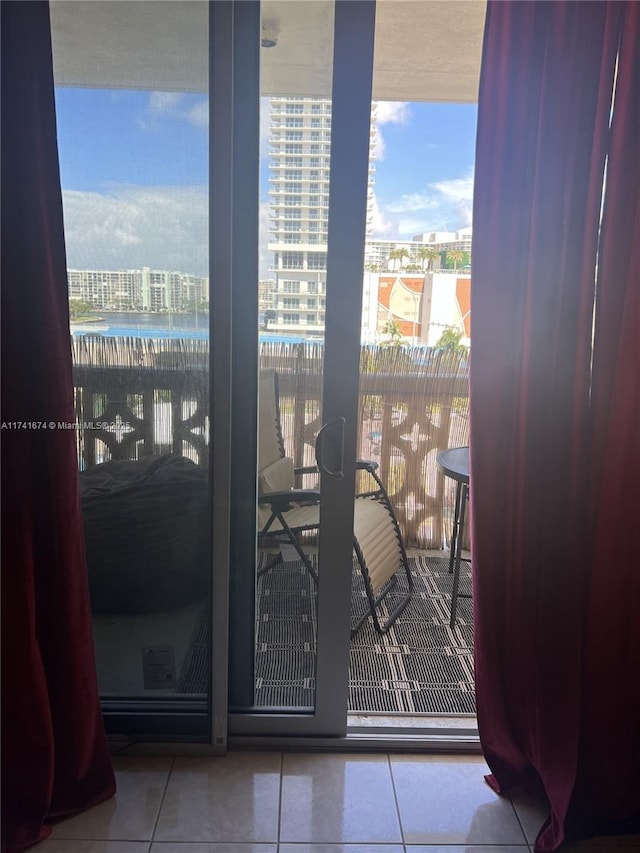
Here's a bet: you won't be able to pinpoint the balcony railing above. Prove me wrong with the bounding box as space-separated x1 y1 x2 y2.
72 338 469 549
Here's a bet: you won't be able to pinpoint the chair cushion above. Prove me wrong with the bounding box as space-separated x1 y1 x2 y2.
353 499 403 595
258 455 295 494
258 368 283 469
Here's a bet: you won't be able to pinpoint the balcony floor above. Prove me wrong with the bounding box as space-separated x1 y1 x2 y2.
254 549 474 717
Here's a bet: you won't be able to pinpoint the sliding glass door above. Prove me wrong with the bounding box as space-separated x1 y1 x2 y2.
52 0 376 744
228 0 377 737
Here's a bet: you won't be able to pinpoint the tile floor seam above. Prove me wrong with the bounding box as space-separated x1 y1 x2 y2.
149 755 175 843
387 751 406 845
509 794 534 847
277 751 284 845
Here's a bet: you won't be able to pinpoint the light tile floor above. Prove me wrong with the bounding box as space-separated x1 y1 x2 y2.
31 752 639 853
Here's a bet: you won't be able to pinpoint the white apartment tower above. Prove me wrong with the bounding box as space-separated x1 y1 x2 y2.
267 97 377 336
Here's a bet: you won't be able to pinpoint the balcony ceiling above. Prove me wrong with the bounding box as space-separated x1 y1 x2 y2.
50 0 486 103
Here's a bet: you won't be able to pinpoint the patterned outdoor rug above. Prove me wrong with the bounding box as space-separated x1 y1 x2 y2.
255 554 475 715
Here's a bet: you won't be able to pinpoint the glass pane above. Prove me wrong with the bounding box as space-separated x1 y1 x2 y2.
351 95 476 722
248 1 337 712
52 3 210 729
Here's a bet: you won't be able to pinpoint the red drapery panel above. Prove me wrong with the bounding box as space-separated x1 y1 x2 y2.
1 3 116 851
574 2 640 838
470 1 639 851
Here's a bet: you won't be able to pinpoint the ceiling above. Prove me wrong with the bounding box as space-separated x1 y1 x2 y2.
50 0 486 103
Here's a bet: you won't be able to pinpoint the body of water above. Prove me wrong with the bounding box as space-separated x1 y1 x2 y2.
71 312 315 344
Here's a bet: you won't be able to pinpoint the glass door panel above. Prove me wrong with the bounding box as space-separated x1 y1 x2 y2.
347 11 477 730
227 0 336 716
252 53 334 712
51 0 214 739
229 0 376 736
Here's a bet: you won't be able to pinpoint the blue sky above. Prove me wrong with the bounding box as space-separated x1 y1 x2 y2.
54 88 477 278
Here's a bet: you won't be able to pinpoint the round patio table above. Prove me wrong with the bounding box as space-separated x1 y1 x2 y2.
436 446 470 628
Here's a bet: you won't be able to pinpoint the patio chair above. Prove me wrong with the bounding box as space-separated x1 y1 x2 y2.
257 368 413 636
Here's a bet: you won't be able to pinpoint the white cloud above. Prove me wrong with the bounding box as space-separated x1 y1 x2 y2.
372 101 411 162
431 175 474 202
138 92 208 130
187 101 209 128
61 185 272 280
148 91 184 114
382 170 474 236
431 173 474 226
61 185 208 277
373 129 387 162
386 193 441 213
397 217 438 236
374 101 411 125
113 227 141 246
369 191 399 239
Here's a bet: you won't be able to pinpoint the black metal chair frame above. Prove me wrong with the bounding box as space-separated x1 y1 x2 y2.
258 371 413 636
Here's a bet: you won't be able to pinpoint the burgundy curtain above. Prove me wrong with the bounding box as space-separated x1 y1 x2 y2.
470 2 640 851
575 1 640 837
1 3 115 851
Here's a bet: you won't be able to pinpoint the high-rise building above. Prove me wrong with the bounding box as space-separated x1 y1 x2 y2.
267 97 377 336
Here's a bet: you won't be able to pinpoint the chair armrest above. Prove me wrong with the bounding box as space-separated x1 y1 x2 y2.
294 461 378 475
258 489 320 508
356 459 379 473
294 465 319 476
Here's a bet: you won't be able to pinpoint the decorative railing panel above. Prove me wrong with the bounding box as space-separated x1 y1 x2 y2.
72 338 469 548
72 337 209 468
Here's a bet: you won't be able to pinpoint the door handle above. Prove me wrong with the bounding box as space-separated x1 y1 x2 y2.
315 417 345 479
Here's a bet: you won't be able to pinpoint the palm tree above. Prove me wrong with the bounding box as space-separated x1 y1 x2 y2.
397 247 410 269
387 249 411 270
446 249 465 270
417 245 440 271
386 248 402 271
387 247 410 271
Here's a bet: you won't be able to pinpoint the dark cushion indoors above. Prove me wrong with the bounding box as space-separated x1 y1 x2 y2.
79 454 209 614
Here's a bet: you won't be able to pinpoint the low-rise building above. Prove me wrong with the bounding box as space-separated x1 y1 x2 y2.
67 268 209 311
